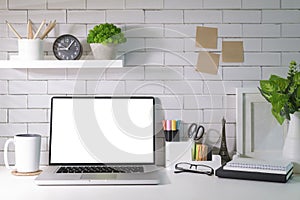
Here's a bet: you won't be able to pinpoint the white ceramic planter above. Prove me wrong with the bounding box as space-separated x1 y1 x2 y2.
90 43 117 60
282 112 300 173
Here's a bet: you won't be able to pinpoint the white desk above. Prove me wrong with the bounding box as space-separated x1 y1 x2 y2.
1 167 300 200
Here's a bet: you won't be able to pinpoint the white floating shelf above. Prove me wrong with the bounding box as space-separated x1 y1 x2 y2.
0 60 123 69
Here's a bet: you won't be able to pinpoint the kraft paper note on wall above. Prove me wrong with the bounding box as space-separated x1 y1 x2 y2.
222 41 244 62
196 26 218 49
196 51 220 75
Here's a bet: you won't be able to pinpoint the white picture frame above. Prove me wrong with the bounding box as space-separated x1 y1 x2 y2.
236 88 286 160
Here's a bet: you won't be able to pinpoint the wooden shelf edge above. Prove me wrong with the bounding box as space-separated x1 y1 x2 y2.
0 60 123 69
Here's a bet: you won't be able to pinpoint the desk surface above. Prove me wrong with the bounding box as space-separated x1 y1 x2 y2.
1 166 300 200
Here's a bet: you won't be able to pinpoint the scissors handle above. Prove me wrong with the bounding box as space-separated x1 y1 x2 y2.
187 123 197 138
194 125 205 140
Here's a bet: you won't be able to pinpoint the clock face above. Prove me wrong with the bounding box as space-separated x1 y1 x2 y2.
53 34 82 60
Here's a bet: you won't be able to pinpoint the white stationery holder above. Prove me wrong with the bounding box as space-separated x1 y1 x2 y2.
165 140 222 170
18 39 44 60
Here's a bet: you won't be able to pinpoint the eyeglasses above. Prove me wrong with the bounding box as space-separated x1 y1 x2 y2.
174 162 214 176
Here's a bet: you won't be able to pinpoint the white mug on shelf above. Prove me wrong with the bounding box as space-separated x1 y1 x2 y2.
4 134 41 173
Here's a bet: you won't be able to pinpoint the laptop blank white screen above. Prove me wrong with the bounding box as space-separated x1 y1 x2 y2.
50 97 154 164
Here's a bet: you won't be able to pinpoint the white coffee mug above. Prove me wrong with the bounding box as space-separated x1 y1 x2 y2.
4 134 41 173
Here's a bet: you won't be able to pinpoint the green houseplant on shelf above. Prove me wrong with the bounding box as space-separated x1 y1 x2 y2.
87 23 126 60
259 60 300 172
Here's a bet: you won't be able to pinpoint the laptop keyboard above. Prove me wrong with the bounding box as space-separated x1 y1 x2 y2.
56 166 144 174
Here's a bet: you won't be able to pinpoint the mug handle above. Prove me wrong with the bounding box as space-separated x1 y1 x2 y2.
4 138 15 170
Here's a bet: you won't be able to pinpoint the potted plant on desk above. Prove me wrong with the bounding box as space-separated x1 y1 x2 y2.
259 60 300 172
87 23 126 60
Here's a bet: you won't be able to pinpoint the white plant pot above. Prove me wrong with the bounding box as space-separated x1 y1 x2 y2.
282 112 300 173
90 43 117 60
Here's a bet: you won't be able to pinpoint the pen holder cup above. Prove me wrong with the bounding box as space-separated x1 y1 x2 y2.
164 130 179 142
191 142 212 161
165 141 193 168
18 39 44 60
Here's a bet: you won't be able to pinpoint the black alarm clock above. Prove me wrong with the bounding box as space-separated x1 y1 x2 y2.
53 34 82 60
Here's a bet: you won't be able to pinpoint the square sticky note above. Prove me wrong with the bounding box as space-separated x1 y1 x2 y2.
222 41 244 63
196 26 218 49
196 51 220 75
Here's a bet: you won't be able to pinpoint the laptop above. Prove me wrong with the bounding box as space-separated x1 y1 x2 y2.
35 96 160 185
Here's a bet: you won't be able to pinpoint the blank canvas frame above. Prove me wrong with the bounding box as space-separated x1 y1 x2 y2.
236 88 286 160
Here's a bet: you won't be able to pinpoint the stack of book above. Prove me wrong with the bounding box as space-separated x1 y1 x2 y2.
216 157 293 183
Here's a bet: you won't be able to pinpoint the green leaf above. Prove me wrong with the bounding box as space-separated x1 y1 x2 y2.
272 108 285 125
294 72 300 84
269 75 289 92
258 86 272 103
260 80 276 93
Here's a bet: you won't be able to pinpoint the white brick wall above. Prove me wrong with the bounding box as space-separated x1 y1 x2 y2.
125 24 163 38
48 0 85 9
164 0 202 9
164 81 203 95
0 10 27 23
87 81 125 94
243 24 280 37
87 0 124 9
184 95 223 109
262 39 300 51
9 81 47 94
145 10 183 24
0 0 299 166
9 0 46 9
282 0 300 8
48 80 86 94
107 10 144 23
145 67 183 80
282 53 300 65
204 0 241 9
242 53 281 66
242 0 280 9
223 10 261 23
0 124 27 136
28 10 67 23
0 0 7 9
0 81 8 94
184 10 222 23
262 10 300 23
282 24 300 37
126 0 163 9
125 52 164 65
204 81 242 95
67 11 105 24
126 81 164 94
28 95 51 108
9 109 48 123
0 95 27 108
47 24 87 37
223 67 261 80
0 109 7 122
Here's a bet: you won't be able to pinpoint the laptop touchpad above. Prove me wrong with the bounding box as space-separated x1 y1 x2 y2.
81 174 118 180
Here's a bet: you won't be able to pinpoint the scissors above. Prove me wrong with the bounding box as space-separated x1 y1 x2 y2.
187 123 205 141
